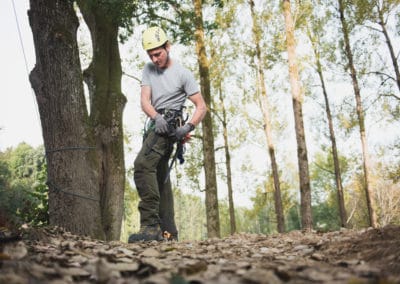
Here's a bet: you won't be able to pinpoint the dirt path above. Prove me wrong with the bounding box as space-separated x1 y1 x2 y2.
1 225 399 283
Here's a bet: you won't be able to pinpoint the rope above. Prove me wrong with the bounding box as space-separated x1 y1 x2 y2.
11 0 42 134
11 0 30 77
45 146 99 202
46 180 100 202
46 146 96 154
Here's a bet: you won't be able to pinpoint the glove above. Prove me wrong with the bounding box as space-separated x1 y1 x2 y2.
154 113 169 134
175 123 195 140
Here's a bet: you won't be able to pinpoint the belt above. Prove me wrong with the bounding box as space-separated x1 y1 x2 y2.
156 108 182 115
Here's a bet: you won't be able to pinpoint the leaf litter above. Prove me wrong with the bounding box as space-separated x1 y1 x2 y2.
0 225 399 283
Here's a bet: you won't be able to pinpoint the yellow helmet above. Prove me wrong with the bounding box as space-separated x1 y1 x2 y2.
142 27 168 50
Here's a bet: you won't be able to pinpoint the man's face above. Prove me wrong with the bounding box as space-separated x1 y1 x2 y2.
147 45 170 68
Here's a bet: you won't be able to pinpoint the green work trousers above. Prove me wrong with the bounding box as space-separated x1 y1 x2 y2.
134 130 178 236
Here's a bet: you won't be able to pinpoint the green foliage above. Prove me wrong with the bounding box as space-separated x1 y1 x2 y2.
238 186 277 234
77 0 139 43
0 143 48 226
385 143 400 183
0 159 11 189
132 0 222 45
173 188 207 240
86 0 138 27
26 163 49 225
312 194 341 231
286 205 301 231
180 140 203 192
309 151 352 230
121 181 140 241
218 199 232 237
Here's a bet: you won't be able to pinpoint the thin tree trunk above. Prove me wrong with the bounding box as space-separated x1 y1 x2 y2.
28 0 105 239
193 0 221 238
282 0 313 231
77 1 126 241
377 4 400 92
308 28 348 227
218 84 236 235
338 0 377 228
318 61 348 228
250 0 285 233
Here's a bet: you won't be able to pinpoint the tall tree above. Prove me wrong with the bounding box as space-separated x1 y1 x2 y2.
207 2 240 235
29 0 130 240
306 9 348 227
217 83 236 234
354 0 400 93
250 0 285 233
76 0 128 241
193 0 221 238
29 0 104 239
337 0 378 228
282 0 313 230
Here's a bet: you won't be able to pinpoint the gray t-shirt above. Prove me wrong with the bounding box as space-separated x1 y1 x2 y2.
141 60 200 110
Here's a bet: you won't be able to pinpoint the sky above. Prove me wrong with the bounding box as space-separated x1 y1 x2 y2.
0 0 41 151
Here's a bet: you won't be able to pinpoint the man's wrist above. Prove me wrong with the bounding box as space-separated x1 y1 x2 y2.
187 123 195 132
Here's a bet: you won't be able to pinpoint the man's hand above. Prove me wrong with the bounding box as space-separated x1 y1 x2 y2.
175 123 194 140
154 113 169 134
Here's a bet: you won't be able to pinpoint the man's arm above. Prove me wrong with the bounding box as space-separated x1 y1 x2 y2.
141 85 170 134
140 85 158 119
188 92 207 126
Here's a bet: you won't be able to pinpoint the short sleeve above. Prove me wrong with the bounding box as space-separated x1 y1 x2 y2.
183 69 200 96
141 63 152 86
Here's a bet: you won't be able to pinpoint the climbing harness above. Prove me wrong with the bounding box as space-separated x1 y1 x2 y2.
142 107 190 179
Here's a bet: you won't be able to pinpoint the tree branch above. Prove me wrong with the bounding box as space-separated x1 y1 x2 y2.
122 71 141 82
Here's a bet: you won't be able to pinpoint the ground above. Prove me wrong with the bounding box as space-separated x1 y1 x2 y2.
0 225 399 283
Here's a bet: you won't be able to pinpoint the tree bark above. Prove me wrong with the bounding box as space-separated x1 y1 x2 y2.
309 29 348 227
338 0 377 228
250 0 285 233
29 0 104 239
77 1 127 241
218 84 236 235
376 3 400 92
193 0 221 238
282 0 313 231
29 0 126 240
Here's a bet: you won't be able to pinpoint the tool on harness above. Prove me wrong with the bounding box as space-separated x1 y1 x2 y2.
160 109 193 184
143 108 188 156
163 135 188 184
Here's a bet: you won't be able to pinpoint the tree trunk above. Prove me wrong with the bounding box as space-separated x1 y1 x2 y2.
77 1 127 241
193 0 221 238
377 3 400 92
309 30 348 227
282 0 313 231
250 0 285 233
28 0 104 239
338 0 377 228
218 84 236 235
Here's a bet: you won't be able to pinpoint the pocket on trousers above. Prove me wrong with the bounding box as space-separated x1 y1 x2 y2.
144 131 169 156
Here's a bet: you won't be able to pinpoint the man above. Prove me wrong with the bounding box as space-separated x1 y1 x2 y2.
128 27 207 242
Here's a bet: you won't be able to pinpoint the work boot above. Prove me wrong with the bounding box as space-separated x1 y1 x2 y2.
128 225 163 243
